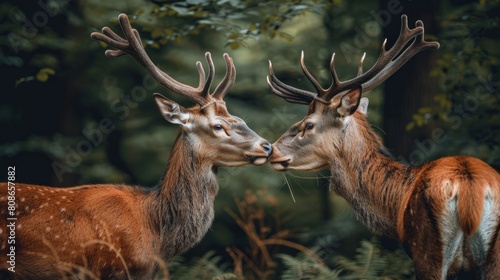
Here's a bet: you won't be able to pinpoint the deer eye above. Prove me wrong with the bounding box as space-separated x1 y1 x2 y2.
213 124 223 131
305 123 314 130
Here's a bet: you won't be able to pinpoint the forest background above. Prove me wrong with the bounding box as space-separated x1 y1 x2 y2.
1 0 499 278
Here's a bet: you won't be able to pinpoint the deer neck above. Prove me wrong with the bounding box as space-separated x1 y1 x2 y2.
328 113 414 239
146 130 219 259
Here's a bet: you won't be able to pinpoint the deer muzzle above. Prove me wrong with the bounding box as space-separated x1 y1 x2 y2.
245 142 273 166
269 146 291 171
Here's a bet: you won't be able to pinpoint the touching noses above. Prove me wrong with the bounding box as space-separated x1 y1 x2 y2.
261 142 273 157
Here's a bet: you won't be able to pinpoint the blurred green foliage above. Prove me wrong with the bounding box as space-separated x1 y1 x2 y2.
406 1 500 167
165 189 414 279
1 0 498 279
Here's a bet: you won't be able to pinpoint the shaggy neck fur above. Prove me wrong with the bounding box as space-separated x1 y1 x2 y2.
146 131 219 259
328 113 415 239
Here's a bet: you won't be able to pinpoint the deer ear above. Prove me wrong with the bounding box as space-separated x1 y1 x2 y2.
153 93 191 125
336 86 362 117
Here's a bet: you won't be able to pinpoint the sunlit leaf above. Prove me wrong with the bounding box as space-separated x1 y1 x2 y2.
193 11 207 18
197 19 213 25
228 41 240 50
278 32 294 42
405 121 415 131
412 114 424 127
151 29 163 39
36 68 55 83
417 107 432 114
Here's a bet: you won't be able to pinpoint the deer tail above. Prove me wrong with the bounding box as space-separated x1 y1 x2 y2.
457 177 485 236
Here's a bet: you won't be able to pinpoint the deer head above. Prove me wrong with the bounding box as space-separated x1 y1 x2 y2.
91 14 271 167
267 15 439 171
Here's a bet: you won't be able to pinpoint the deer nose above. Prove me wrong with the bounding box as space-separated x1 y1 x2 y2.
261 142 273 156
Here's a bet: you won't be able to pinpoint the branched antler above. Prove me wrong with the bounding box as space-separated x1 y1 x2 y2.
268 15 440 105
91 13 236 105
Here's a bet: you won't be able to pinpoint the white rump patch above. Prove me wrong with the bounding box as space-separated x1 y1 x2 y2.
440 194 463 279
440 185 497 278
470 186 497 267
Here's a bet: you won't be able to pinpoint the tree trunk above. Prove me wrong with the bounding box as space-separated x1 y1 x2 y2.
380 0 441 165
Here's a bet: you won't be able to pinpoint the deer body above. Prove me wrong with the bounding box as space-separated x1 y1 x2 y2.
320 112 500 279
0 131 220 279
0 14 272 279
1 184 156 279
267 15 500 279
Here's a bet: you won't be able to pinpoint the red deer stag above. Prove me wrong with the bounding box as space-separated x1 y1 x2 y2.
0 14 272 279
267 15 500 279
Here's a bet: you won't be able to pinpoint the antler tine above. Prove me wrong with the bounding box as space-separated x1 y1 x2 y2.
327 53 342 88
91 27 127 57
196 52 213 98
322 14 439 100
102 27 128 45
300 51 327 95
361 16 440 92
91 13 216 105
267 76 310 105
357 53 366 76
267 60 323 105
267 15 439 106
212 53 236 100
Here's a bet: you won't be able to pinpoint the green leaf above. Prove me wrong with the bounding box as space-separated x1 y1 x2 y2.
15 76 35 87
197 19 213 25
36 68 55 83
405 121 415 131
186 0 205 4
227 41 240 50
170 5 192 15
278 32 294 42
151 29 163 39
417 107 432 114
413 114 424 127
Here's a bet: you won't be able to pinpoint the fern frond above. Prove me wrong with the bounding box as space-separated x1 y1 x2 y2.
334 240 414 280
278 252 341 280
166 251 234 280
